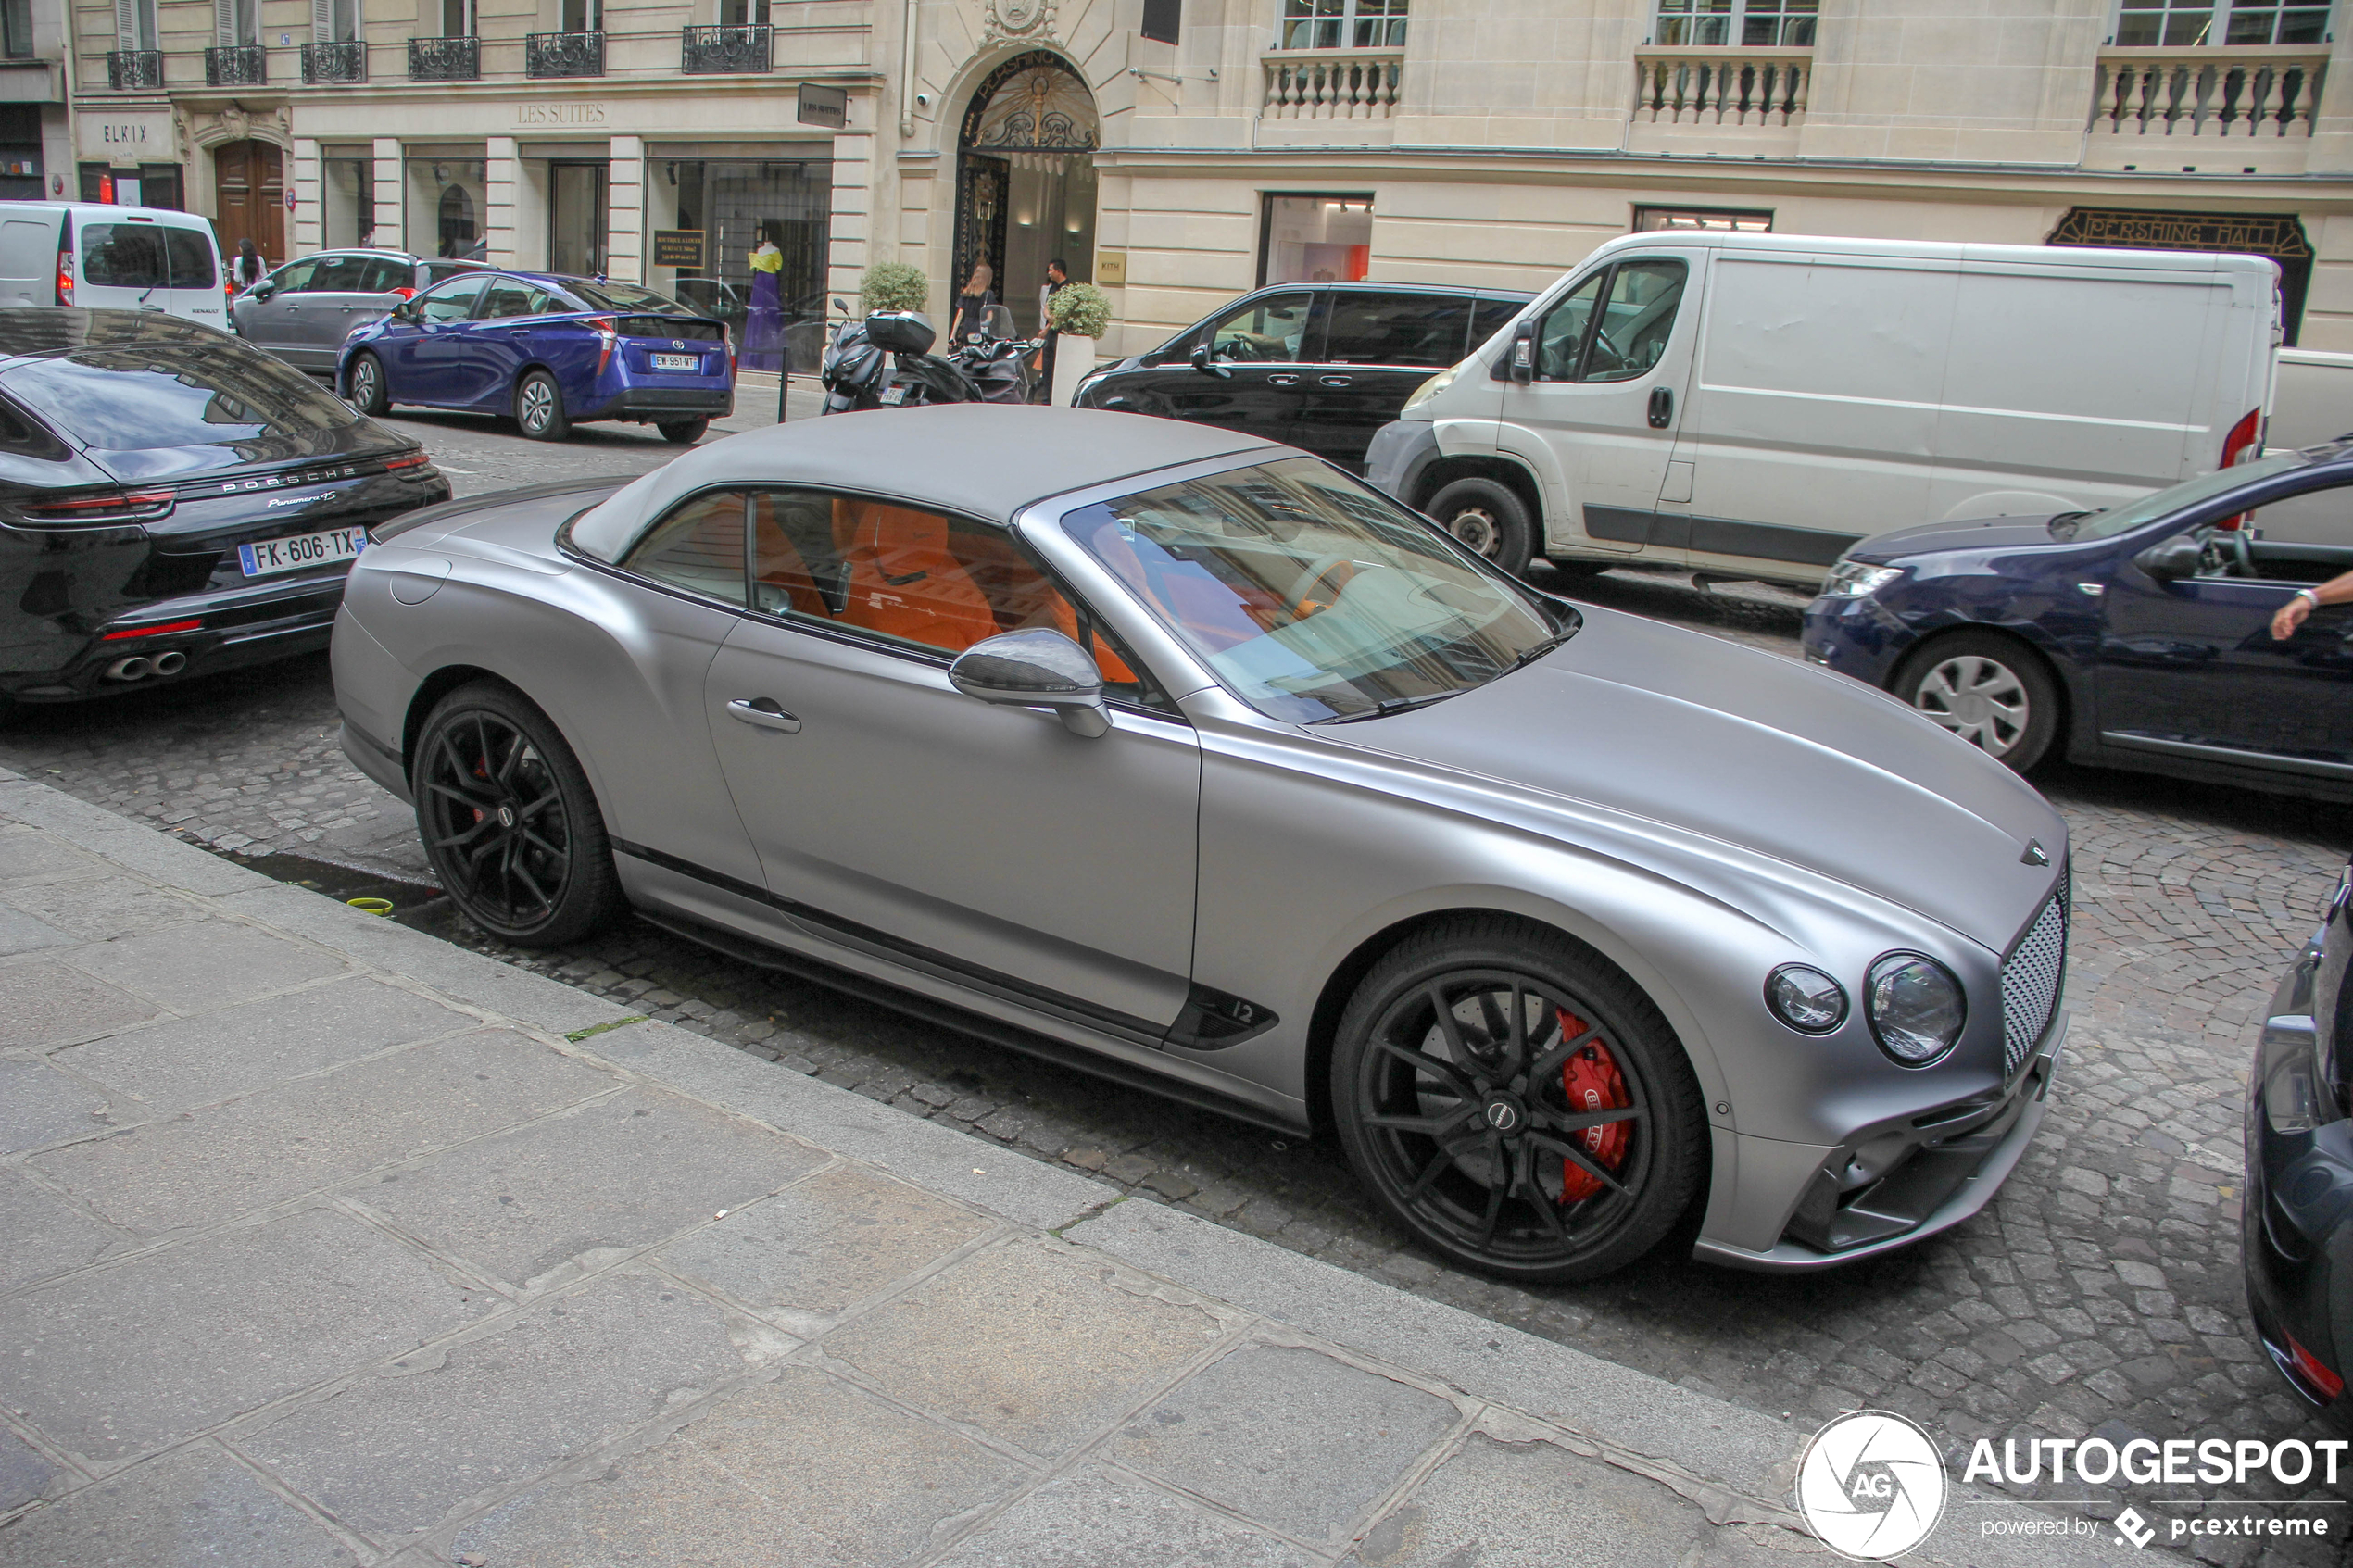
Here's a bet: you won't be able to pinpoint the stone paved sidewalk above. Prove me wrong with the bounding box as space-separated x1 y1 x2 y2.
0 773 2155 1567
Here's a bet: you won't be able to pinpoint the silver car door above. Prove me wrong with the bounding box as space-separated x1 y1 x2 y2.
236 257 317 358
701 488 1202 1036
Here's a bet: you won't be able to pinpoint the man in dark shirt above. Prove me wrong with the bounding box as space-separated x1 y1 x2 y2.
1034 258 1068 403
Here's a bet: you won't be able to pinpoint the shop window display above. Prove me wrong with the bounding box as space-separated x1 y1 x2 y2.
1259 194 1372 287
657 157 831 372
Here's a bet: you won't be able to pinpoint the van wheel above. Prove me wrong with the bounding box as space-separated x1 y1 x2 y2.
1425 478 1535 578
347 353 387 416
1891 631 2061 772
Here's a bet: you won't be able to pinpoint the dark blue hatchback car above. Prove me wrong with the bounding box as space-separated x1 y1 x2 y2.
337 270 733 445
1802 441 2353 799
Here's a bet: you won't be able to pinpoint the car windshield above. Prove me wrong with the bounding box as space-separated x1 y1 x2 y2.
0 342 360 451
2064 450 2315 539
559 280 693 316
1063 457 1573 723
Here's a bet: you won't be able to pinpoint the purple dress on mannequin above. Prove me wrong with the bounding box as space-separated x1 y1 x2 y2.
744 243 785 373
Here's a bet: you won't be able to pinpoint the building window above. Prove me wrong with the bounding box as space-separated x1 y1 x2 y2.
440 0 473 33
119 0 159 50
1 0 32 59
319 0 359 41
137 163 182 209
1634 205 1772 232
1278 0 1405 50
1654 0 1816 47
2113 0 2331 45
1258 194 1371 285
718 0 770 22
560 0 600 31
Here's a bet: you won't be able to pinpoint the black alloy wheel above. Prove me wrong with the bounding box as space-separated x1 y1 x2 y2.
413 683 622 946
1333 918 1705 1283
348 353 388 416
657 417 710 445
1424 476 1536 579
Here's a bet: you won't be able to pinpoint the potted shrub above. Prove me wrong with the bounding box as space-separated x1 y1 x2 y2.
1046 282 1112 406
860 261 930 318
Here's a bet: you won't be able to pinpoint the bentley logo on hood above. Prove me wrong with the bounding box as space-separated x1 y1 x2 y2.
2020 839 2050 867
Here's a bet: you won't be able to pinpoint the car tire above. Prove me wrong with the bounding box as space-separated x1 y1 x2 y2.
1331 915 1707 1285
1890 631 2061 773
515 370 572 442
347 353 388 416
656 418 710 445
1542 558 1611 581
411 682 623 947
1425 477 1536 578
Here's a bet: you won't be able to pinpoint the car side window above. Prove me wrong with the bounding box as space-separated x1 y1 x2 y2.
355 257 413 295
415 276 487 324
162 230 216 290
747 488 1157 700
265 258 318 293
308 255 369 293
1578 259 1687 383
1206 293 1316 364
422 262 475 286
622 489 748 606
2197 475 2353 582
1533 271 1605 381
1322 293 1469 369
1471 296 1524 348
478 279 541 319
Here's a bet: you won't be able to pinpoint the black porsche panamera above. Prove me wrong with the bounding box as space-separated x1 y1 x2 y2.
0 308 448 702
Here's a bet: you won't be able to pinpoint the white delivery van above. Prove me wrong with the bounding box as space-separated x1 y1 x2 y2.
1365 231 2279 584
0 203 230 331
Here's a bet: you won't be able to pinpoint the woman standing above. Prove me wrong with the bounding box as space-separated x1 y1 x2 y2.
744 233 785 374
949 261 995 344
234 237 265 292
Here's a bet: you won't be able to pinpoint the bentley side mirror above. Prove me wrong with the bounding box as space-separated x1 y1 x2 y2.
949 628 1112 737
1189 341 1232 381
1509 326 1535 384
2134 534 2202 583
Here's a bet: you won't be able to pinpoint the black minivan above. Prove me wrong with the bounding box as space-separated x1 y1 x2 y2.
1071 282 1530 472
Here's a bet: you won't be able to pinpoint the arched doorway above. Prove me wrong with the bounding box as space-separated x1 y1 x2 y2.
437 184 477 259
212 140 283 267
954 52 1097 335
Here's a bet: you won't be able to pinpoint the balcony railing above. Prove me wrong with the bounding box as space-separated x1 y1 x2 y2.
1260 49 1402 119
301 39 366 82
106 47 162 88
525 30 603 77
205 43 266 86
408 34 479 80
682 23 771 73
2090 45 2326 140
1634 47 1810 128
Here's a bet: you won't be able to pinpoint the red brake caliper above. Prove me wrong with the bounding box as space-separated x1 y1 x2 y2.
1556 1009 1630 1202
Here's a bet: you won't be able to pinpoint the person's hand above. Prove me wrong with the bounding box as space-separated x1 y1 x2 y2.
2272 593 2314 641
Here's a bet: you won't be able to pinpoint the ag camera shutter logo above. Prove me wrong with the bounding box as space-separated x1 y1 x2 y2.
1797 1410 1949 1560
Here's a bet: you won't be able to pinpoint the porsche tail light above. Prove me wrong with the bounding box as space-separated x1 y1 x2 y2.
384 450 431 470
2286 1332 2345 1401
15 489 174 525
104 618 203 641
590 315 618 373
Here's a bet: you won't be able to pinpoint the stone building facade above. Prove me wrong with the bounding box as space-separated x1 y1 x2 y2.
61 0 2353 357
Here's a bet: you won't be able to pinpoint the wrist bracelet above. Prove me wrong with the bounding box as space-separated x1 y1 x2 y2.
2297 589 2322 608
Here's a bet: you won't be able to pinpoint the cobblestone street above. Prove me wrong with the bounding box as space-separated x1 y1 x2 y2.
2 417 2347 1561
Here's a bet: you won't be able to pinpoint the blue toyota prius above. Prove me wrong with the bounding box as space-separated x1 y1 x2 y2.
337 270 734 445
1801 439 2353 800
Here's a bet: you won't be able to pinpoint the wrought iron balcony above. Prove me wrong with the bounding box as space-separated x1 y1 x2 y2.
106 48 163 89
682 24 772 73
301 39 366 83
525 30 603 78
408 34 479 81
205 44 266 86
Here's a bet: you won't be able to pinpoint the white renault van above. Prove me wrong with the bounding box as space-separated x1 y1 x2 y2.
0 203 230 331
1365 231 2279 583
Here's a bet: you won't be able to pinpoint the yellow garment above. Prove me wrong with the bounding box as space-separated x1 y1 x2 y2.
749 245 783 274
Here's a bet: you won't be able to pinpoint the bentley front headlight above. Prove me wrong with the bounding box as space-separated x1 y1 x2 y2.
1820 559 1904 599
1765 964 1847 1034
1865 953 1965 1066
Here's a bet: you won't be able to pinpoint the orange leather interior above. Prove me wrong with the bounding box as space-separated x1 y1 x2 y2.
749 494 832 620
950 531 1138 684
832 498 1001 653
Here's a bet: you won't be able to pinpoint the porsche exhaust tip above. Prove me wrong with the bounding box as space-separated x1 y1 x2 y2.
104 656 153 682
152 651 186 675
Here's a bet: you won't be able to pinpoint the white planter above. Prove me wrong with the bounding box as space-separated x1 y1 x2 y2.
1051 334 1097 407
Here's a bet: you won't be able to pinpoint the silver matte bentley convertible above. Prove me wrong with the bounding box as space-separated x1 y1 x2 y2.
334 406 2070 1282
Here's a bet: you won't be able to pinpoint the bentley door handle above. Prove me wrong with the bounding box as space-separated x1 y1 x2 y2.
1317 375 1353 387
1266 373 1300 386
726 697 802 734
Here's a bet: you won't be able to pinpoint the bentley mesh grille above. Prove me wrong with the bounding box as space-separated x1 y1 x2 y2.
2001 873 2069 1078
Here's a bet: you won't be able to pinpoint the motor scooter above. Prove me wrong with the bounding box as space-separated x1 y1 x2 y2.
946 303 1037 406
819 309 984 414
